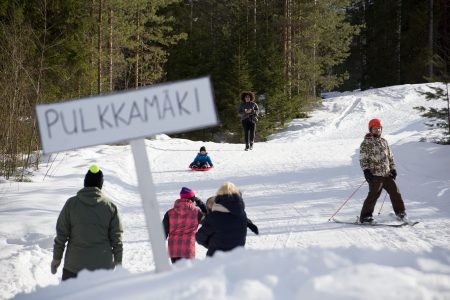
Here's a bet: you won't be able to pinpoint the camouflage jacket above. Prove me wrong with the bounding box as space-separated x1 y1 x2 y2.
359 133 396 177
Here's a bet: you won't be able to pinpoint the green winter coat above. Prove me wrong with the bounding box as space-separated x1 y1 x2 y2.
359 133 396 177
53 187 123 273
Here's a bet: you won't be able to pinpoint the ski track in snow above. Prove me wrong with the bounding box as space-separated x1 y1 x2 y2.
1 83 450 299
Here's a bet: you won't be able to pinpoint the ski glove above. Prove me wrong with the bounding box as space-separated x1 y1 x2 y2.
51 259 61 274
390 169 397 180
247 220 259 235
363 169 374 182
191 196 203 207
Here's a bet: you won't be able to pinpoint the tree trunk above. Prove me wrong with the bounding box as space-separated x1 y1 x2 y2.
265 0 269 36
283 0 292 97
287 0 292 97
446 83 450 135
246 0 249 48
253 0 257 49
293 1 299 95
9 30 21 179
109 6 113 92
396 0 402 84
135 11 140 88
98 0 103 94
283 0 288 80
209 1 214 66
312 0 317 98
360 0 368 89
428 0 434 78
29 0 49 171
190 0 193 34
90 0 95 95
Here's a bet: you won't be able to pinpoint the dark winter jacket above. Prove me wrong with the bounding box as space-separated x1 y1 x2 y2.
205 205 258 235
193 197 208 215
53 187 123 274
192 153 213 166
196 193 247 257
163 199 204 258
239 102 259 122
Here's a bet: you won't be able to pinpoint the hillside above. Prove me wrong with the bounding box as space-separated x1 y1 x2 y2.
1 83 450 300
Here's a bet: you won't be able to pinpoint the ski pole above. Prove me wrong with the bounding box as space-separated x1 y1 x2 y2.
377 191 388 215
328 180 366 221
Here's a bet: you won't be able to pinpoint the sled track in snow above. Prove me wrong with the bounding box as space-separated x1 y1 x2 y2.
331 97 362 129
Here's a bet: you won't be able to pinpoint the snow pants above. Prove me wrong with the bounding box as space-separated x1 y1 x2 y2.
171 257 182 264
62 268 78 281
242 119 256 149
360 176 406 219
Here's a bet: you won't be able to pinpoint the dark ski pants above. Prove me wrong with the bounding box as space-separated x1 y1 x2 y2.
62 268 78 281
360 176 406 219
171 257 182 264
191 161 209 168
242 119 256 149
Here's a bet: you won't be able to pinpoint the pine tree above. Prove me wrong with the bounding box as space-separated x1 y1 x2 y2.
120 0 186 89
289 0 358 116
0 0 96 179
413 0 449 144
166 0 357 141
415 82 449 144
343 0 449 90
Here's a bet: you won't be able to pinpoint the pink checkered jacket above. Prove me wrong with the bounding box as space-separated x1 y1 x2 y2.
164 199 202 258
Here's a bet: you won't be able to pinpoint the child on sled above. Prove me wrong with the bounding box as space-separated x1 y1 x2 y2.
190 146 214 169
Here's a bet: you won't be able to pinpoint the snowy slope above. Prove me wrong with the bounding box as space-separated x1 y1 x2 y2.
1 83 450 300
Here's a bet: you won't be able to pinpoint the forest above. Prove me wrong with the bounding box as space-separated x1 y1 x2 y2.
0 0 448 179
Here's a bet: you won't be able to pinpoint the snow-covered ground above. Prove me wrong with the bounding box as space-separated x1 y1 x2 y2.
1 83 450 299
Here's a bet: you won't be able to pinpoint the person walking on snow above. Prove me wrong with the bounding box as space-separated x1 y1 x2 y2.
190 146 214 169
238 91 259 151
359 119 407 223
51 164 123 281
162 187 206 263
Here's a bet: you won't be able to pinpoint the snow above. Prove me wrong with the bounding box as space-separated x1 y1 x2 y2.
1 83 450 300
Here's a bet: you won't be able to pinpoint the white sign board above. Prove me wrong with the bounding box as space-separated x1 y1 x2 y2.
37 77 218 273
36 77 217 154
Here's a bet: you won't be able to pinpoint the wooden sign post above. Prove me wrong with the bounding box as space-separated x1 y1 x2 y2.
36 77 218 272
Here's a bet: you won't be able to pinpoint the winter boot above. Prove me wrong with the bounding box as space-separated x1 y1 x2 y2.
360 216 374 224
396 212 407 221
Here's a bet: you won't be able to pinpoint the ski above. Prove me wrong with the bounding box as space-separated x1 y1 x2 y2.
331 218 418 228
388 212 420 226
404 221 420 226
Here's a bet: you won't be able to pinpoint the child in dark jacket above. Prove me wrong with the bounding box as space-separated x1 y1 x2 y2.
190 146 214 169
162 187 206 263
196 182 249 257
206 196 259 235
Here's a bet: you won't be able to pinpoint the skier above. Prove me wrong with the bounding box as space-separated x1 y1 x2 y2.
359 119 407 223
190 146 214 169
196 182 248 257
162 187 206 263
238 91 259 151
51 164 123 281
